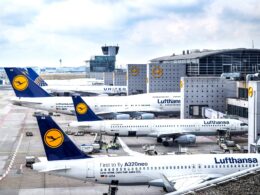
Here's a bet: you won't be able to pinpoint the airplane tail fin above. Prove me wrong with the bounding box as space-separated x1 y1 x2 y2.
27 68 48 86
36 114 91 161
72 95 102 122
4 67 50 97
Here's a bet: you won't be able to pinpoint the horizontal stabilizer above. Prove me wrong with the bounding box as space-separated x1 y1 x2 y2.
39 165 71 172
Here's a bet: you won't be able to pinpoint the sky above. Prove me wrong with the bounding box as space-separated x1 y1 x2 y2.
0 0 260 67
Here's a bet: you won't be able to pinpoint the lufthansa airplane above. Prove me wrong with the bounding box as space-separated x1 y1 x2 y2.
33 115 259 193
24 67 125 96
69 96 248 146
5 68 181 119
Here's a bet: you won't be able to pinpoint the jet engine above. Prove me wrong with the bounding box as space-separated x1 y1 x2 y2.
174 134 196 144
114 114 131 120
139 113 155 119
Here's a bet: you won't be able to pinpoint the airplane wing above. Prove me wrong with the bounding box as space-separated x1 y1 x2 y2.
157 132 183 138
11 99 43 106
162 173 222 192
117 137 145 156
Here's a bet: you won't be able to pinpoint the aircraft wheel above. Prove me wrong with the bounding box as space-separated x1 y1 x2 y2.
157 137 162 143
162 141 170 147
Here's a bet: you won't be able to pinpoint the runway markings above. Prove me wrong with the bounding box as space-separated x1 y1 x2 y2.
0 133 24 181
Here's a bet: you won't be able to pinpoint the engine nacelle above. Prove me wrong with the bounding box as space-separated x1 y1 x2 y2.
174 134 196 144
114 114 130 120
140 113 155 119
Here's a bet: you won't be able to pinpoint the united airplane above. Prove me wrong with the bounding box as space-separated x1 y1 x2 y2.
26 67 104 86
25 67 125 96
5 68 181 119
69 95 248 146
33 115 259 193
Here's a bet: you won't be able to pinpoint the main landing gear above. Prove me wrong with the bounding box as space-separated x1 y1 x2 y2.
157 137 172 147
103 180 118 195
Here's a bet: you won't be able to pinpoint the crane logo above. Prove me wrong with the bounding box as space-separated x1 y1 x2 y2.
248 87 253 97
152 66 163 78
44 128 64 148
12 75 29 91
180 80 184 89
131 66 139 76
76 103 88 114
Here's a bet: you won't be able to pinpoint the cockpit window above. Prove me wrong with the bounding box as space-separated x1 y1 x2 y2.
240 123 248 126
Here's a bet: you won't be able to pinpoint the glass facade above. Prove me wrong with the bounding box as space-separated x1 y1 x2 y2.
185 49 260 77
89 56 115 72
238 88 248 99
227 104 248 118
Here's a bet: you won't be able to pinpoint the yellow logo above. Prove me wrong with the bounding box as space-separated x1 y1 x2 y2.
76 103 88 114
248 87 253 97
12 75 29 91
131 66 139 76
180 80 183 89
44 128 64 148
152 66 163 78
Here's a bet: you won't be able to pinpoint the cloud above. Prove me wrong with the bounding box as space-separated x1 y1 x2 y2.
0 0 260 67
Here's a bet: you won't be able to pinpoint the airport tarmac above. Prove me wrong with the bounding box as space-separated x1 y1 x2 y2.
0 89 248 195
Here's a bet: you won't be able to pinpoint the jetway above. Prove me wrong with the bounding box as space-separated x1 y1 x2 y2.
202 107 225 119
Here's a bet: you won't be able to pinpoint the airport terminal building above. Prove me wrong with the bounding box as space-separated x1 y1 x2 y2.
147 48 260 92
150 48 260 77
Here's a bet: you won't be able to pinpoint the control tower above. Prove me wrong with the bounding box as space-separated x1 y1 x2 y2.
86 45 119 72
101 45 119 56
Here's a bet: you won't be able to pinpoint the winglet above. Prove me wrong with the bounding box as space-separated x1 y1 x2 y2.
4 67 50 97
161 174 175 192
72 95 102 122
36 114 91 161
117 137 145 156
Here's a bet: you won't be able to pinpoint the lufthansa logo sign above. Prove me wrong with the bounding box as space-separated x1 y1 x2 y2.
131 66 139 76
76 103 88 114
44 128 64 148
180 80 183 89
248 87 253 97
152 66 163 78
12 75 29 91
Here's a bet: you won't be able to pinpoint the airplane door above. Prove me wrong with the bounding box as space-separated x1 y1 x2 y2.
195 124 200 132
86 162 94 178
94 104 99 112
230 122 236 131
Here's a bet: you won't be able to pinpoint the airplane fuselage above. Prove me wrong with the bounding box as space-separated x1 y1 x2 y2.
70 118 248 137
33 153 259 187
11 93 181 117
43 85 127 95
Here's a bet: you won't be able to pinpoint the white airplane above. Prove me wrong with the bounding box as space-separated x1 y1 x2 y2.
69 95 248 146
26 68 104 86
33 115 259 193
24 67 125 96
5 68 181 119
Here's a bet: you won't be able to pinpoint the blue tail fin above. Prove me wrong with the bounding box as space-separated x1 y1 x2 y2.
4 67 50 97
36 115 91 161
27 68 48 86
72 95 102 122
